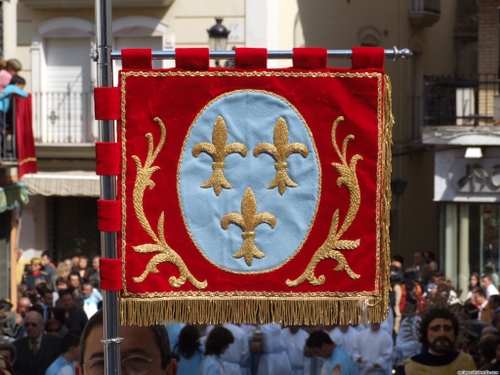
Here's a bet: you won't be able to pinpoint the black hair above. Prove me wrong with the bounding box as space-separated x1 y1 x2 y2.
78 310 172 369
173 325 201 359
419 304 459 347
482 274 493 282
392 254 405 267
479 333 500 363
472 286 486 298
61 330 81 353
41 250 52 259
204 326 234 357
490 295 500 305
58 288 74 300
0 339 16 362
305 330 334 348
9 75 25 86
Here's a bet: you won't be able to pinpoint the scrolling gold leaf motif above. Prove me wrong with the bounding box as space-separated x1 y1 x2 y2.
221 187 276 266
192 115 248 196
287 116 361 287
132 117 207 289
254 117 309 195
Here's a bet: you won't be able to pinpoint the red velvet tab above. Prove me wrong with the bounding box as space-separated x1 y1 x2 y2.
351 47 385 70
99 258 122 291
94 87 120 121
98 199 121 232
96 142 120 176
293 48 327 69
122 49 153 69
175 48 209 71
235 48 267 69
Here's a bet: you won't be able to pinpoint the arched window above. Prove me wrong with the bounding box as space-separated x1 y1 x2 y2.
357 26 382 47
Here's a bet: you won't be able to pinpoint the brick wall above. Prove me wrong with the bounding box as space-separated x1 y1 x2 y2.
478 0 500 75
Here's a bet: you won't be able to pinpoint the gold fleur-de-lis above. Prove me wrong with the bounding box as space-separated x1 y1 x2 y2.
192 116 247 196
221 187 276 266
254 117 308 195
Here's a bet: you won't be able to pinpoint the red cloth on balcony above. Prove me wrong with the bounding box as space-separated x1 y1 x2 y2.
15 94 37 178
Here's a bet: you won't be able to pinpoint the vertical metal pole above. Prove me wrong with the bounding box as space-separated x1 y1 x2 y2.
95 0 121 374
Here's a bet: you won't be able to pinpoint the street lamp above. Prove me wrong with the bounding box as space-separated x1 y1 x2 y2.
207 18 230 66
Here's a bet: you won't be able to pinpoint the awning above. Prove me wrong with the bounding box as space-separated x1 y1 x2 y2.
0 182 30 213
21 171 100 197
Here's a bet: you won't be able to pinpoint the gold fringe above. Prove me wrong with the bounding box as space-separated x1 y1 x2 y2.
121 297 389 326
119 74 395 327
381 74 394 324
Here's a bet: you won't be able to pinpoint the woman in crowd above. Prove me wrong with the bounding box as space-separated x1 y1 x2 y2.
174 325 204 374
199 326 234 375
51 262 71 291
467 272 480 301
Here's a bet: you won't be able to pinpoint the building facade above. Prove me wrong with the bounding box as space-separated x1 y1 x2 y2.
7 0 488 296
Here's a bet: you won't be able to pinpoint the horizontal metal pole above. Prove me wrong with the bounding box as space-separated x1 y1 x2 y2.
110 46 412 61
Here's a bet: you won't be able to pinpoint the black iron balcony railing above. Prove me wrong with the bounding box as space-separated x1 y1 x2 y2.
32 91 97 144
409 0 441 27
423 74 500 126
1 97 18 163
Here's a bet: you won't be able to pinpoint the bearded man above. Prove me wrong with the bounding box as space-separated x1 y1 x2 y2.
396 304 476 374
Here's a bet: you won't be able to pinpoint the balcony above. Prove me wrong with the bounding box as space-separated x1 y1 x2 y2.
32 91 97 145
409 0 441 28
20 0 174 9
421 74 500 145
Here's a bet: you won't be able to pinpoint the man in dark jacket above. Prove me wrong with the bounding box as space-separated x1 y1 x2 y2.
13 310 60 375
60 289 88 331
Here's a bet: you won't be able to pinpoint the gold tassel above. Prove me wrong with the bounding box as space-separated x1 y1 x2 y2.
121 296 389 326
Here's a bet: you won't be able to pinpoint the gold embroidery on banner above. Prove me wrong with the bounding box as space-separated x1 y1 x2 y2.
221 186 276 266
176 89 322 275
131 117 207 289
254 117 308 195
120 72 387 307
19 157 37 166
287 116 361 287
192 115 248 196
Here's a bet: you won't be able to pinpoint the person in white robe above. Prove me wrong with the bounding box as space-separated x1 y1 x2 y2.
282 326 311 375
329 325 359 363
352 323 393 375
239 324 255 375
255 323 291 375
380 305 394 338
206 324 250 375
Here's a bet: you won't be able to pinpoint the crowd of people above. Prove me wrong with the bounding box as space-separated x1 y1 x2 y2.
0 249 499 374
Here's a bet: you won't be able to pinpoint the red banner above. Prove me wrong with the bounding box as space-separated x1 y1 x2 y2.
109 48 393 325
15 94 37 178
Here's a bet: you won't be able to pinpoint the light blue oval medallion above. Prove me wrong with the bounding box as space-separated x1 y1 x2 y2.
178 90 320 273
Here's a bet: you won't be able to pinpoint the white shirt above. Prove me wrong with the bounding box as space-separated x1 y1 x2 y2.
257 324 292 375
220 324 249 375
281 328 311 375
486 283 499 299
352 327 393 375
329 326 359 362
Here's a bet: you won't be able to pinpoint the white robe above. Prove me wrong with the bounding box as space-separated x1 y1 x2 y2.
329 326 359 363
380 305 394 338
281 328 311 375
206 324 249 375
257 323 292 375
352 328 393 375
